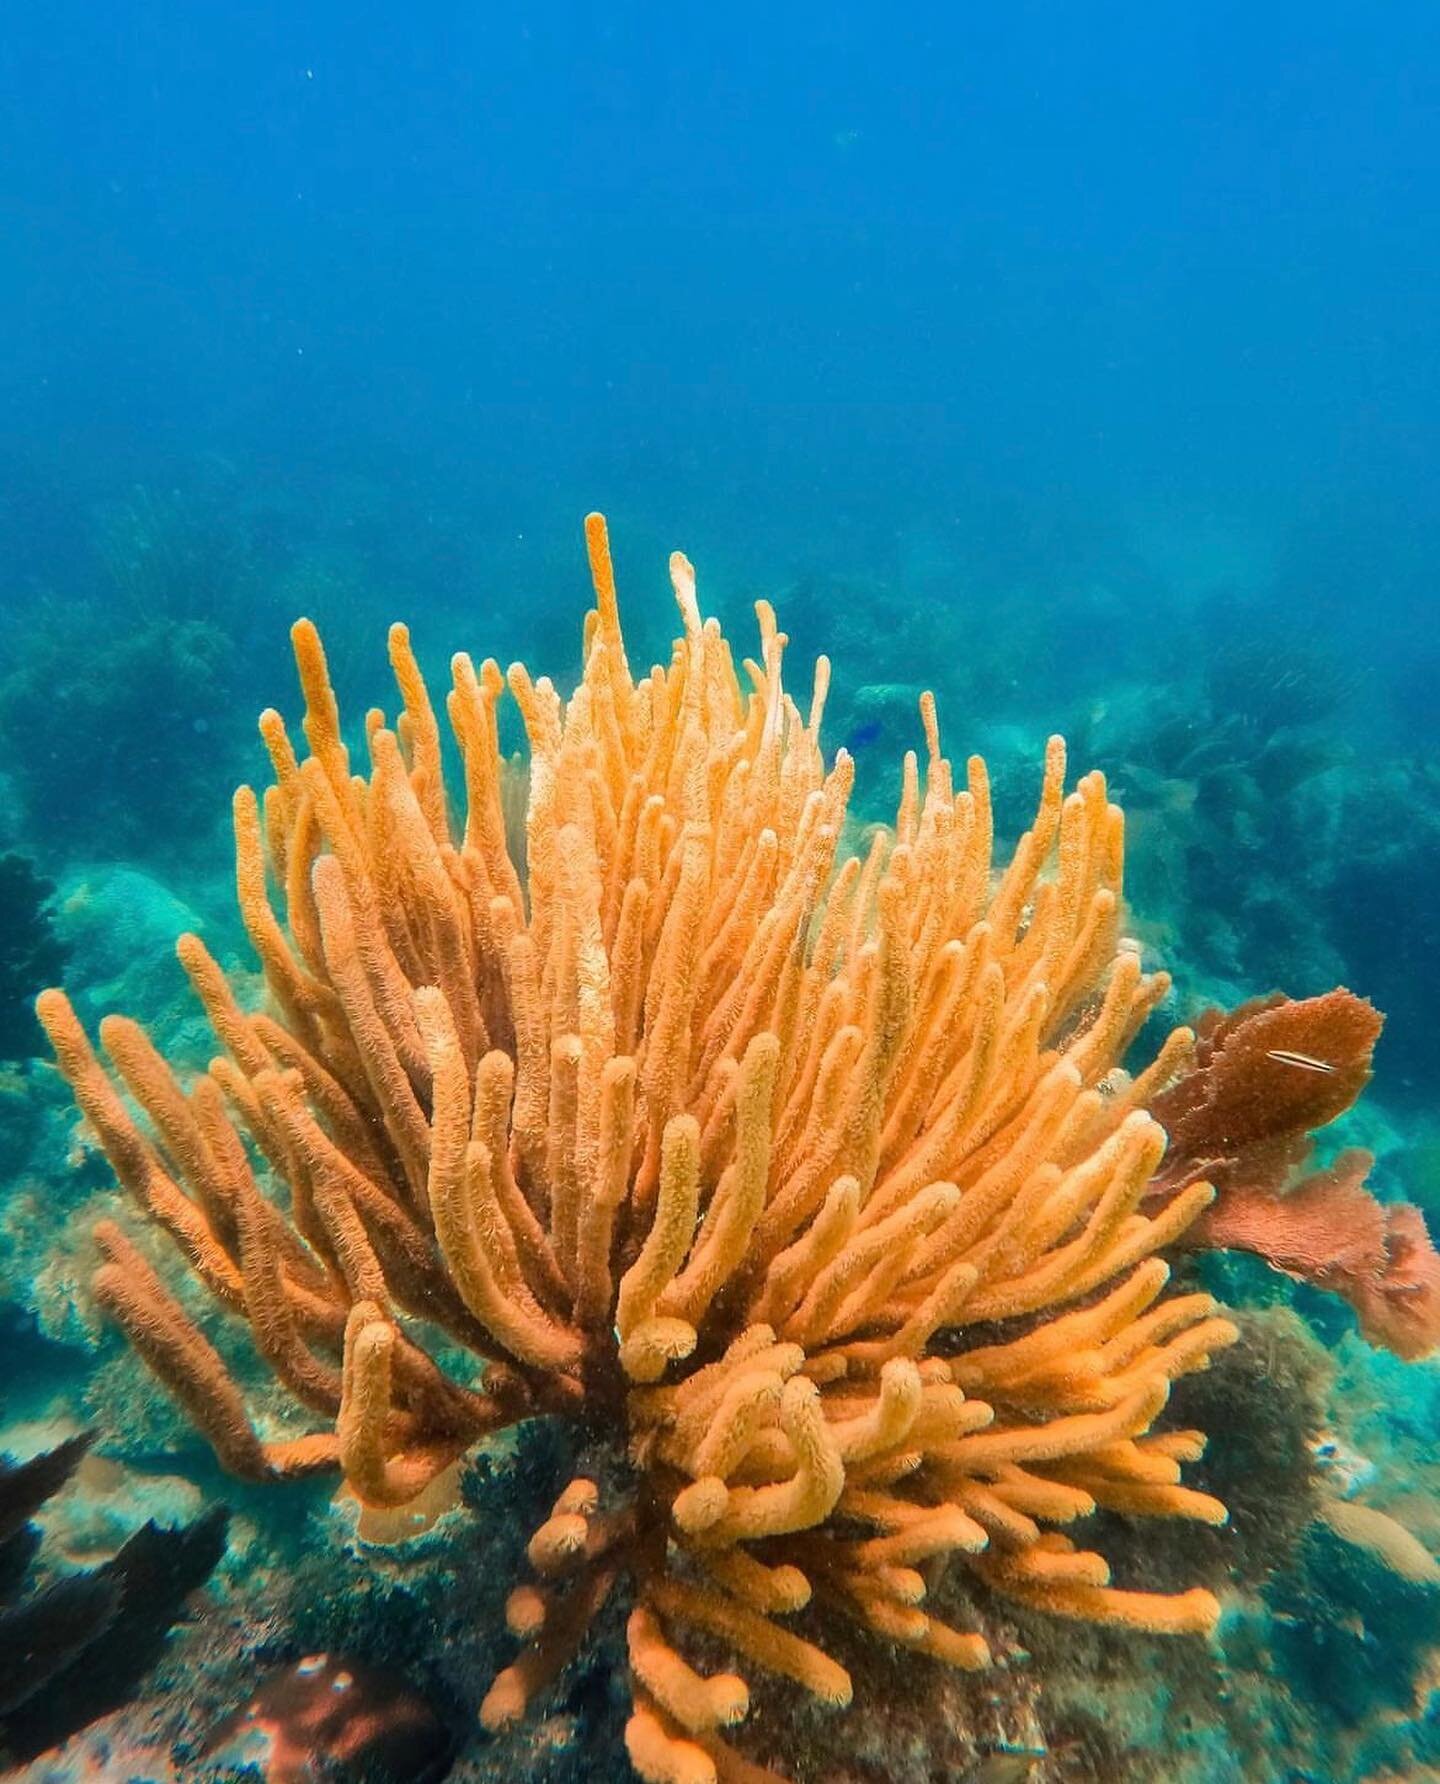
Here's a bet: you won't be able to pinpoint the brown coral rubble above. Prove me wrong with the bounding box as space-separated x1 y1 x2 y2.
40 516 1245 1783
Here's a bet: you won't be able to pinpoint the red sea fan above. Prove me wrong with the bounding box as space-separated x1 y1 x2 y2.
1150 991 1440 1360
1151 989 1382 1189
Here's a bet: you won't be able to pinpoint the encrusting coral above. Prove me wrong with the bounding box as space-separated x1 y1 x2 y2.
39 515 1248 1783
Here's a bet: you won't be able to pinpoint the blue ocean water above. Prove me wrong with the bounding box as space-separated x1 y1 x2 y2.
1 6 1438 1782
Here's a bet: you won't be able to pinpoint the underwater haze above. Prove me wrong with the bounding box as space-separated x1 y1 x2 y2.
2 6 1440 1783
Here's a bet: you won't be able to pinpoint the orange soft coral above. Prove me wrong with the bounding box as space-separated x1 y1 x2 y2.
42 516 1250 1783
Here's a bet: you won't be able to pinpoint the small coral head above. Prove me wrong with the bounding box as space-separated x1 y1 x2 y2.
206 1652 452 1784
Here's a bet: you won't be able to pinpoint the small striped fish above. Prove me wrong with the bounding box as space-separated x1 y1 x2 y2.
1265 1049 1337 1075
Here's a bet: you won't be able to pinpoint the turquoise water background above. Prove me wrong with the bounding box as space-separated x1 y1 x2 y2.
1 7 1439 1782
2 5 1436 1070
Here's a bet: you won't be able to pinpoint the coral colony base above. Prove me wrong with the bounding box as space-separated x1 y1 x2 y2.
35 516 1428 1784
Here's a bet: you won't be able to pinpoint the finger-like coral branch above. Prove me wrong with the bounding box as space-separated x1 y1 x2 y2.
41 513 1303 1782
